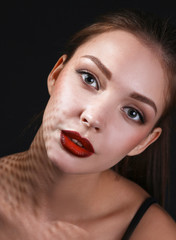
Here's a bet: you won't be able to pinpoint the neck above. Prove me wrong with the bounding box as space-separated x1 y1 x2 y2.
26 125 59 190
23 125 105 221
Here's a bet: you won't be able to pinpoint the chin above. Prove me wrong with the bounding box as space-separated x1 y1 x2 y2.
46 147 82 174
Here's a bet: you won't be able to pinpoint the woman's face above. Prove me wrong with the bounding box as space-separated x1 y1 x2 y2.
42 30 166 174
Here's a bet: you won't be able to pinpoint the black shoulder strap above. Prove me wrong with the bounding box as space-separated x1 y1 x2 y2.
121 197 157 240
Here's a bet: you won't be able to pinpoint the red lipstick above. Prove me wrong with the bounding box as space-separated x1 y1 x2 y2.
60 130 94 157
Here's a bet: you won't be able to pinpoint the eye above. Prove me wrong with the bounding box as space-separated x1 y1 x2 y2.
77 70 100 90
122 107 145 124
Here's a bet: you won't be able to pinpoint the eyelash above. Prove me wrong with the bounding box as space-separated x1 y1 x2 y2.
76 70 100 90
121 106 145 124
76 69 145 124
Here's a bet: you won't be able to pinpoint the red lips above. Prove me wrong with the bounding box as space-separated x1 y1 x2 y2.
60 130 94 157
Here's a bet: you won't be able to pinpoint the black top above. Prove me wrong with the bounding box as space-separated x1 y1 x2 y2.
121 197 157 240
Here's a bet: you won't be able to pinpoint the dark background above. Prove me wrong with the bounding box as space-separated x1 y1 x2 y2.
0 1 176 220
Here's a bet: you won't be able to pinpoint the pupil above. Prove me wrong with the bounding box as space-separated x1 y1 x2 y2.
84 74 93 83
129 109 137 117
87 76 93 83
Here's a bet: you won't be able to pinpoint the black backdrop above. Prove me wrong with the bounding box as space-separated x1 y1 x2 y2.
0 1 176 220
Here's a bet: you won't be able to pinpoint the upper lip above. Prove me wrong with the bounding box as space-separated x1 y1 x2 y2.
61 130 95 153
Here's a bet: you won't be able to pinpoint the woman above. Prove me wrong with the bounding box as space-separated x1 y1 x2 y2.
0 9 175 239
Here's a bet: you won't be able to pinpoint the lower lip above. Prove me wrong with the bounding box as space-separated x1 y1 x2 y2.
60 130 94 158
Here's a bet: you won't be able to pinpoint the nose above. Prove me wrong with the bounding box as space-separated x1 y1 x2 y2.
80 107 105 132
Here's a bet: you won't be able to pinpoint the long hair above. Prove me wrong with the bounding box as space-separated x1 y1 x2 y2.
63 9 176 206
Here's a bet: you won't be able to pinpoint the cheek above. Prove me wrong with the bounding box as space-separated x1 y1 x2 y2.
44 83 76 125
42 78 83 149
101 125 150 163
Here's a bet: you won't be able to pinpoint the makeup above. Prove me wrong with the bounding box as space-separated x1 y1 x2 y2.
60 130 94 157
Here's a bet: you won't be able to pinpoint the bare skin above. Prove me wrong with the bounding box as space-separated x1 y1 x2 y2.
0 30 175 239
0 128 89 240
0 128 175 239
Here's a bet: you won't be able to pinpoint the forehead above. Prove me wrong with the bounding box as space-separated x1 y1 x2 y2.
74 30 163 74
70 30 167 117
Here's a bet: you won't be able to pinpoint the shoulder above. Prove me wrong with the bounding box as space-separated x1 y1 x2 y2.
110 175 176 239
130 203 176 240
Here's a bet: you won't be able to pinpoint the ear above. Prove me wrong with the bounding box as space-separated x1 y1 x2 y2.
47 54 67 95
127 127 162 156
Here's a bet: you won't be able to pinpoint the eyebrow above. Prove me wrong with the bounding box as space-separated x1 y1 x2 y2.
82 55 112 80
130 92 157 114
81 55 157 113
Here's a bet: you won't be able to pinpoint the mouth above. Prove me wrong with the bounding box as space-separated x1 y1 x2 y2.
60 130 94 157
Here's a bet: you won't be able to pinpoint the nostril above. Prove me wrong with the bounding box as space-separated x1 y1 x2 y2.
81 117 90 127
81 115 101 130
82 118 88 123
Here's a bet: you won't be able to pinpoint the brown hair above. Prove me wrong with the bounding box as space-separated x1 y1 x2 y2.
64 9 176 206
